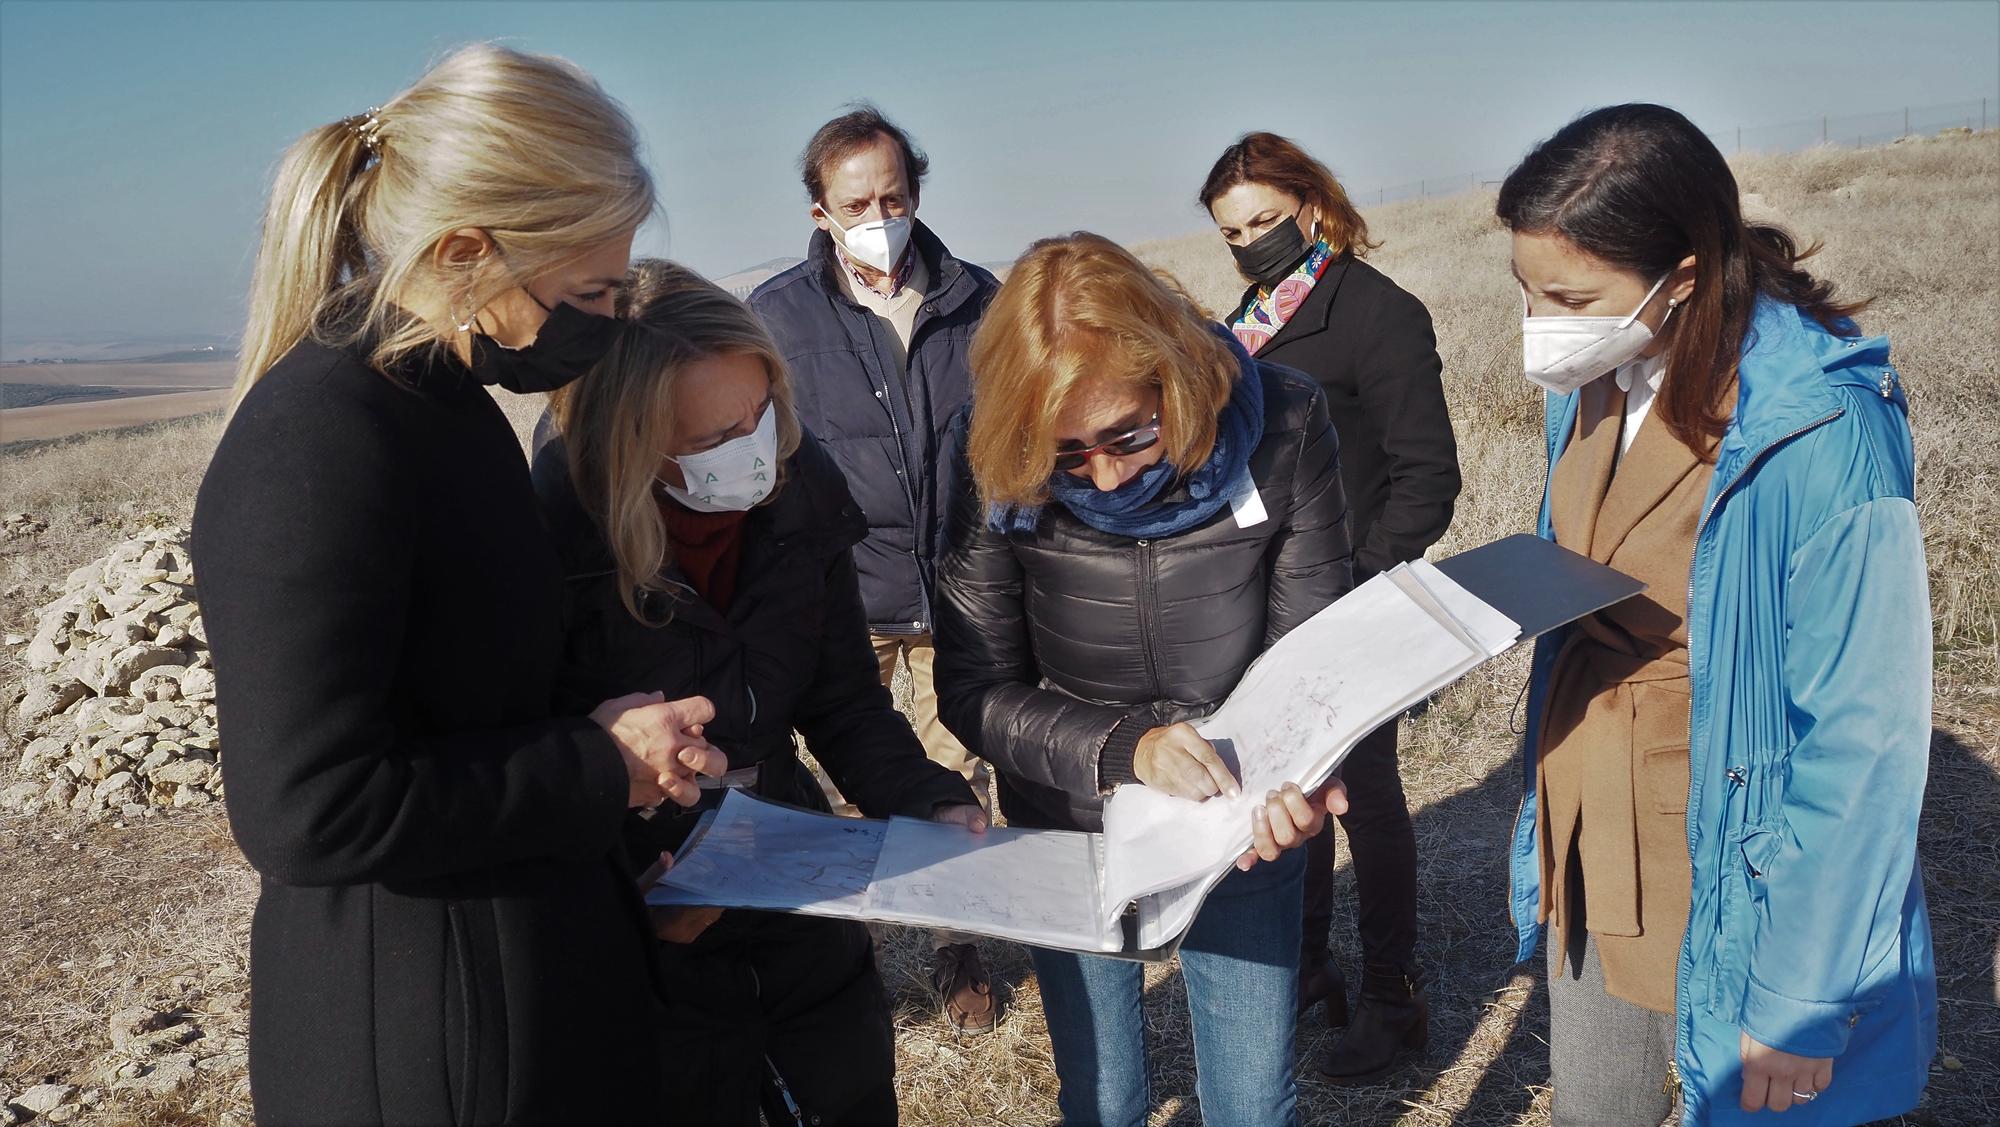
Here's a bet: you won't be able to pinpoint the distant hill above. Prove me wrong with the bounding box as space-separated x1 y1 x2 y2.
0 339 236 364
716 257 804 299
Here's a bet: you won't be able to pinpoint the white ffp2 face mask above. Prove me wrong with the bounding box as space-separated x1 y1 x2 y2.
821 207 913 274
658 405 780 513
1521 274 1675 395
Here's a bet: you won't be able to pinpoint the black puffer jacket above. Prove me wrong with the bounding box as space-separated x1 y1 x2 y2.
934 365 1353 833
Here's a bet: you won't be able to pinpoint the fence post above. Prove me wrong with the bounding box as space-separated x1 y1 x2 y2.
1421 179 1427 198
1822 116 1828 144
1378 188 1384 205
1903 107 1909 138
1984 97 1988 132
1736 126 1742 153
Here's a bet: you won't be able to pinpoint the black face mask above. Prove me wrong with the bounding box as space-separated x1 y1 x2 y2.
1229 213 1312 289
466 297 621 394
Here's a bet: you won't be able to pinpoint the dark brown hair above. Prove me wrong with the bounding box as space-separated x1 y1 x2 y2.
1199 132 1378 258
1497 103 1868 455
800 103 930 205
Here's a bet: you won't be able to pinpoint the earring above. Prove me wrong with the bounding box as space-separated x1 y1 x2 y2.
448 302 476 334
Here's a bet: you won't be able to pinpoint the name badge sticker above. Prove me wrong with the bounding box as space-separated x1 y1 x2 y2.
1229 475 1269 529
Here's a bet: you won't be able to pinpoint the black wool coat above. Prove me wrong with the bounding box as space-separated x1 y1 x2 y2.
1232 253 1461 579
748 222 1000 636
934 367 1354 833
531 428 977 1122
191 338 665 1126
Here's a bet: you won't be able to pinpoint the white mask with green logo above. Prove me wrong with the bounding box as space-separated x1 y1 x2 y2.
658 404 780 513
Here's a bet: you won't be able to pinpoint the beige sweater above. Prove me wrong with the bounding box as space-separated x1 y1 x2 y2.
834 252 929 372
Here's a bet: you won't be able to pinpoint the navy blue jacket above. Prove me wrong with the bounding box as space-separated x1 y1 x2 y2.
749 221 1000 635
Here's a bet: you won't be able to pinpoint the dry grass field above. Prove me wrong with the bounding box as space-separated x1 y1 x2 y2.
0 131 1994 1126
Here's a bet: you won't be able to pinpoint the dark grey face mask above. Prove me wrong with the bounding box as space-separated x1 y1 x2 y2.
1229 212 1311 288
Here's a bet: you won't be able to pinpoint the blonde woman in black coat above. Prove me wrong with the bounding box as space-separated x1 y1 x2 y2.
193 46 723 1125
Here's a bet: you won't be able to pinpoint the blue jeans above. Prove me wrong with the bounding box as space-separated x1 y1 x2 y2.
1029 845 1304 1127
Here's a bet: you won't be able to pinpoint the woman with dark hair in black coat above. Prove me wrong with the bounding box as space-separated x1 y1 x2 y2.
1201 131 1462 1082
534 259 984 1125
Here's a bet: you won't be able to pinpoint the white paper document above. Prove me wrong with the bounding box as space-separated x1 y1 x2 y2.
1098 560 1519 922
654 795 1125 951
650 559 1524 957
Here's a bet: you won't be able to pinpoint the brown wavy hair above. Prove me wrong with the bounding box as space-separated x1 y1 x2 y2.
967 233 1237 509
549 259 801 623
1199 132 1379 258
1498 103 1868 456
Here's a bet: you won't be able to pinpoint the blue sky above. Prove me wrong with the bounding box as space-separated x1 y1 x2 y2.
1 0 1995 348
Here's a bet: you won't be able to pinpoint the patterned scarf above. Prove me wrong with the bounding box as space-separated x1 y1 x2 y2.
1231 239 1335 355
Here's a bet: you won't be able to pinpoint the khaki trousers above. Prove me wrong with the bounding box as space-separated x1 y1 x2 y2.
870 632 989 949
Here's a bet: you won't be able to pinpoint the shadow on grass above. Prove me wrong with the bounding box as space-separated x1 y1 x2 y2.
1134 723 1996 1127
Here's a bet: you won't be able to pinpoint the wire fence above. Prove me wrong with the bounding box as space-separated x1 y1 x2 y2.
1354 96 1998 208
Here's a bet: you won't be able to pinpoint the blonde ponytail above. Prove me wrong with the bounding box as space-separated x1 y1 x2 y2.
233 120 373 402
233 43 656 406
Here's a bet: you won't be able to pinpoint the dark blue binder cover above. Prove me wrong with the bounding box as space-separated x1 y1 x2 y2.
1431 533 1646 641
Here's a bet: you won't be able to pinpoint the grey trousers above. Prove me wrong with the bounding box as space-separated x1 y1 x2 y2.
1547 906 1679 1126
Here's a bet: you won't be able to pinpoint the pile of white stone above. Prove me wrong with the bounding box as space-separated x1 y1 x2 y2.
3 527 221 818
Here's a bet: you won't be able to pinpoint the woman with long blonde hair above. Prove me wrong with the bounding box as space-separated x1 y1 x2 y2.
192 46 724 1124
534 259 984 1124
935 233 1351 1126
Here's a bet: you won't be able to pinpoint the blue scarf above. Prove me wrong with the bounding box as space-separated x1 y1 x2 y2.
989 328 1266 539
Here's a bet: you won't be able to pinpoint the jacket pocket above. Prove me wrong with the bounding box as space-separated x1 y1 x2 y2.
1705 747 1787 1019
1640 744 1690 814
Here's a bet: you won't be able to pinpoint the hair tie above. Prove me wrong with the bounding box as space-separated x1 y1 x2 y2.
344 107 384 155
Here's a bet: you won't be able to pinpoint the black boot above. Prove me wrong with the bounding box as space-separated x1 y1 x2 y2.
1296 951 1349 1027
1318 962 1427 1084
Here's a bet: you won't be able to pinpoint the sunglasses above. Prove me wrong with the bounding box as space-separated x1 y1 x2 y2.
1053 415 1163 473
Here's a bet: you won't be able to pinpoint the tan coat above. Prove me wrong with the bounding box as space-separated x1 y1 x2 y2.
1537 375 1715 1014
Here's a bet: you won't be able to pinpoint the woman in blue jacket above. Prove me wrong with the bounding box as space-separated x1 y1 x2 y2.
1500 104 1934 1126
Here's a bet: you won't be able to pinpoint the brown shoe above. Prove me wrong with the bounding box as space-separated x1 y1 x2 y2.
933 942 1000 1034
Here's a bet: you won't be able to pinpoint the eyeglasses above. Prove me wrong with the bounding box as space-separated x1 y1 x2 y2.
1053 416 1162 473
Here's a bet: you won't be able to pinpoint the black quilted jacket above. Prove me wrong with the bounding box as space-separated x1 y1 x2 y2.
934 364 1353 832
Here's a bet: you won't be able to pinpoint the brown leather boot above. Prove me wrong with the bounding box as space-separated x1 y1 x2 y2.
933 942 999 1034
1297 951 1349 1027
1318 962 1427 1084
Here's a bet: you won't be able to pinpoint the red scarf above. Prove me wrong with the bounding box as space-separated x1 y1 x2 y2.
657 499 748 612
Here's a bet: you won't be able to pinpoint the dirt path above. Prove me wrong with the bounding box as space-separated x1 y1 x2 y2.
0 390 232 444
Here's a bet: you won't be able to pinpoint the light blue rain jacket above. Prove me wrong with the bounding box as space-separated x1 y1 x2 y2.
1510 297 1937 1126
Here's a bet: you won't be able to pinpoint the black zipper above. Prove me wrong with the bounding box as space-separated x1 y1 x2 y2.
1134 539 1163 698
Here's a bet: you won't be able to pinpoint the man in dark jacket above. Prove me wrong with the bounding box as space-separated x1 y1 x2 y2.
748 105 1004 1033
